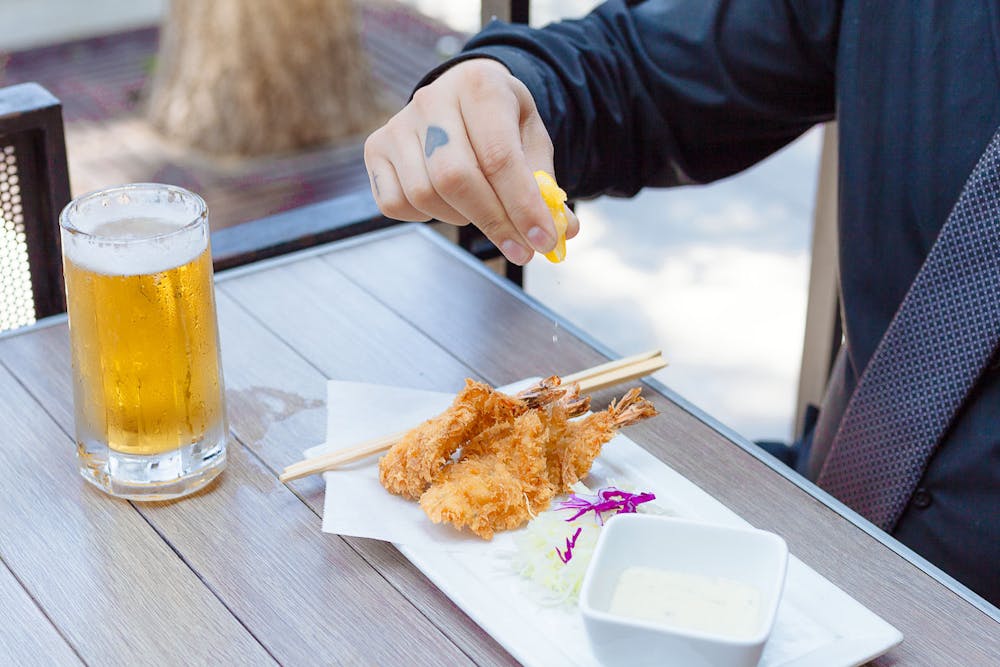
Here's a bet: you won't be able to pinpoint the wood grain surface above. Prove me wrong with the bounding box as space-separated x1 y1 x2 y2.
326 227 1000 665
0 558 81 666
0 307 475 665
0 357 275 666
0 223 996 666
215 268 519 666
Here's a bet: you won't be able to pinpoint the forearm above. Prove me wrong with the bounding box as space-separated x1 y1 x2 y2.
445 0 839 199
365 0 838 264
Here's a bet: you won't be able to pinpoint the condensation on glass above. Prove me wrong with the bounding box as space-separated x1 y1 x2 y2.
61 183 227 500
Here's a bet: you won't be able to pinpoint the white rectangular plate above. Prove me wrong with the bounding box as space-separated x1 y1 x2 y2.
314 380 902 666
397 434 902 667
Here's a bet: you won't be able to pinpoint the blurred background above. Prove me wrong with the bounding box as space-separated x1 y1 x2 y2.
0 0 820 443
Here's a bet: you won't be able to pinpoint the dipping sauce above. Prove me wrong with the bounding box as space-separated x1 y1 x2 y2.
608 566 762 639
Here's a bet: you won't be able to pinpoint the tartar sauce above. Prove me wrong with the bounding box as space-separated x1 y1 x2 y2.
608 566 762 638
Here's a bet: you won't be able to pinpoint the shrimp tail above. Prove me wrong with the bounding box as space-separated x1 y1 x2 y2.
608 388 658 428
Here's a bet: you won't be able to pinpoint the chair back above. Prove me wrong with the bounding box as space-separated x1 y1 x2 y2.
0 83 71 331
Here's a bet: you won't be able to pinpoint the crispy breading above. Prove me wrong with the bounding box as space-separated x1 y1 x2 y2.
547 388 658 491
417 388 657 539
419 411 554 539
378 377 565 499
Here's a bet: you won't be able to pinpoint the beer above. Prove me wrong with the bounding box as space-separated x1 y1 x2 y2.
65 223 224 456
61 185 227 499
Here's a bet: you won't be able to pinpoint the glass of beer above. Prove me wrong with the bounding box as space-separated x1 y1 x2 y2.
60 183 227 500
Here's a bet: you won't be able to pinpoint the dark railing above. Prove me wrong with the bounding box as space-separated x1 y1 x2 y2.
211 192 390 272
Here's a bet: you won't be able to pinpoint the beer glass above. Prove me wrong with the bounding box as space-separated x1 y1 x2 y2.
60 183 227 499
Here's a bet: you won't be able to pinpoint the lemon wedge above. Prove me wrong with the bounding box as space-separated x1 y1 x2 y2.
533 170 569 263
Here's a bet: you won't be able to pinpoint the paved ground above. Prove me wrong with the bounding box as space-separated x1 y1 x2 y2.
0 0 820 442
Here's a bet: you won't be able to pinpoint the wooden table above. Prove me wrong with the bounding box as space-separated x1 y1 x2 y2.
0 224 997 665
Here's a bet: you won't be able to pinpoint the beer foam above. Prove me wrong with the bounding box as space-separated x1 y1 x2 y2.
63 218 208 276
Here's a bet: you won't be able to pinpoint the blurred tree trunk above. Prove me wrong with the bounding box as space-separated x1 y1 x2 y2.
147 0 379 156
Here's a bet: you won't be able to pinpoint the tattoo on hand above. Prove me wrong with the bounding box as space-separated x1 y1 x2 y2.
424 126 449 158
371 171 380 197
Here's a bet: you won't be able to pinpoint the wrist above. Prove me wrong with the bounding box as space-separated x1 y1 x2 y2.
410 55 513 100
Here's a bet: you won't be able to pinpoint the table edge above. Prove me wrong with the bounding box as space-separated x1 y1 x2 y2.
11 221 996 622
399 224 999 623
0 313 66 340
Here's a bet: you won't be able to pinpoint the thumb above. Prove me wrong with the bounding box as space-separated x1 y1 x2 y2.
511 77 556 185
519 109 565 247
522 112 579 241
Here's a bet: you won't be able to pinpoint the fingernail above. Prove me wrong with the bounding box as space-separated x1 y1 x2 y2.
501 240 531 265
526 226 554 252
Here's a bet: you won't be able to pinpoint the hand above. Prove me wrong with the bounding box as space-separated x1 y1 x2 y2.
364 58 579 265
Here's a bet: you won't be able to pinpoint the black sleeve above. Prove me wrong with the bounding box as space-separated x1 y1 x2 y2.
421 0 840 199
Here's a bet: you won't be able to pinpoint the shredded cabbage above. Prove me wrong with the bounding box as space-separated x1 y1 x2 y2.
510 511 598 606
509 483 661 606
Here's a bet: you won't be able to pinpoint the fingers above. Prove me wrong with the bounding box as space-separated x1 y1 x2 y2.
459 75 558 256
366 157 427 222
417 112 536 264
363 59 565 266
392 133 469 227
365 127 428 222
366 118 470 227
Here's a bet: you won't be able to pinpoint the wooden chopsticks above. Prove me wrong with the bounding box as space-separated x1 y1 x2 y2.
278 350 666 483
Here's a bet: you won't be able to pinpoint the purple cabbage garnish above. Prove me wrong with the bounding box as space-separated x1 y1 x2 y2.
555 486 656 525
555 527 584 564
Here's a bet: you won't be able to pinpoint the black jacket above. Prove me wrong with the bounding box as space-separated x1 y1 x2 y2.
442 0 999 604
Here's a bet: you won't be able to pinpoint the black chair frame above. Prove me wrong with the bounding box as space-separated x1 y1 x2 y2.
0 83 71 324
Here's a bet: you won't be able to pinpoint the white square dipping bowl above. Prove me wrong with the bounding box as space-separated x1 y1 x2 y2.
579 514 788 667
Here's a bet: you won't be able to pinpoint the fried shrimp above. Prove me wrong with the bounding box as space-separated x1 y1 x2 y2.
418 411 553 539
547 388 658 491
378 376 564 499
459 383 590 461
418 388 657 539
